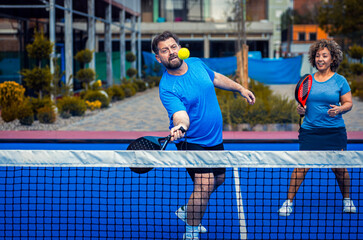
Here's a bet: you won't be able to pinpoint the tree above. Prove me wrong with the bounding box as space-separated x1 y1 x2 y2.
318 0 363 47
126 52 137 78
74 49 96 91
26 28 53 68
21 28 53 98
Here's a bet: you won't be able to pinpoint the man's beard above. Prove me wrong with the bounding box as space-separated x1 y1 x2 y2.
162 54 183 70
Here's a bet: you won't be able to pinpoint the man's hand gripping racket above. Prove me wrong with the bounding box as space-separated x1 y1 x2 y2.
295 74 313 126
127 127 186 174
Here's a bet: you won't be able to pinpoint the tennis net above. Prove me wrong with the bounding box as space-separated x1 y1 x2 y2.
0 150 362 239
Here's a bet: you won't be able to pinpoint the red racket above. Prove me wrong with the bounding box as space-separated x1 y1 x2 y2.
295 74 313 126
295 74 313 107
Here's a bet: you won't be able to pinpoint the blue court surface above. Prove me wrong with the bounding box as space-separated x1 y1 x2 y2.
0 141 362 239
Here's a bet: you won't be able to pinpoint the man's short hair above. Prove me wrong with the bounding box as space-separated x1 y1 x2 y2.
151 31 179 54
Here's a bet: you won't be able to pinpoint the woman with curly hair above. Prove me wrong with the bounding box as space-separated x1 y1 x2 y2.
278 39 356 217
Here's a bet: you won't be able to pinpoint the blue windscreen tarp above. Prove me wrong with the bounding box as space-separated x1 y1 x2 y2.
142 52 302 85
248 56 302 84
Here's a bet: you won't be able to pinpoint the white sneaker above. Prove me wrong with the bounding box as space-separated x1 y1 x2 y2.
175 206 207 233
183 232 199 240
343 198 357 213
278 200 293 217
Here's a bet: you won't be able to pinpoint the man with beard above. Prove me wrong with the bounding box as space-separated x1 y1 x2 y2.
151 31 255 240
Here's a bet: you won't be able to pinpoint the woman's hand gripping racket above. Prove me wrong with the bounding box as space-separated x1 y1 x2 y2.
295 74 313 126
127 127 186 174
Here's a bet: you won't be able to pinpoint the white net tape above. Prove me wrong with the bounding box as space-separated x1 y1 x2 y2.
0 150 362 168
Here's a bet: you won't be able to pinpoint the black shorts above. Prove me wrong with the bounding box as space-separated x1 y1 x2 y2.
175 141 226 180
299 127 347 151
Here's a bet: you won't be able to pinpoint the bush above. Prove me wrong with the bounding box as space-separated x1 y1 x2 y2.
75 68 96 86
26 28 53 61
349 75 363 101
217 79 299 129
349 44 363 60
83 90 109 108
126 68 138 78
74 49 93 64
106 85 125 102
126 52 136 62
37 106 56 124
0 81 25 108
121 83 136 98
20 66 52 97
350 63 363 76
17 99 34 126
134 79 147 92
90 80 102 91
1 105 17 122
57 96 86 117
145 76 161 88
30 97 53 120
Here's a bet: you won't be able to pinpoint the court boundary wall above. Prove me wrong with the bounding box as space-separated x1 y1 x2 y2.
0 131 362 143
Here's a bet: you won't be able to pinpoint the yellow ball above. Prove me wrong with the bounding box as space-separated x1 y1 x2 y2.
178 48 190 60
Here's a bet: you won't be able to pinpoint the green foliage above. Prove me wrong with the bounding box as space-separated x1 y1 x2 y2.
131 81 139 92
126 52 136 62
106 85 125 102
350 63 363 75
349 75 363 101
337 58 352 78
57 96 86 117
17 99 34 126
75 68 96 86
0 81 25 108
1 105 18 122
338 58 363 100
126 68 138 78
83 90 110 108
74 49 93 64
120 83 137 98
318 0 363 45
20 66 52 98
134 79 147 92
145 76 161 88
217 80 298 129
30 97 53 120
90 80 102 91
349 45 363 61
50 57 66 97
26 28 53 63
37 106 56 124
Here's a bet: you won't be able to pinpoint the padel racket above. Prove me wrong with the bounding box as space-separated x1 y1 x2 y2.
295 74 313 126
127 127 186 174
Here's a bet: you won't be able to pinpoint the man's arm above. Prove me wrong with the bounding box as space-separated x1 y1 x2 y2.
170 110 190 141
213 72 256 104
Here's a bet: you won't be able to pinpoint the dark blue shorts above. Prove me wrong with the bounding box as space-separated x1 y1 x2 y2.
176 141 226 179
299 127 347 151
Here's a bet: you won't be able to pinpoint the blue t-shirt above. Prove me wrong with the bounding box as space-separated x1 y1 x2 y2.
302 72 351 130
159 58 223 147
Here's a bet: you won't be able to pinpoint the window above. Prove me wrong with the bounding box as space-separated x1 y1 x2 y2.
298 32 305 41
309 33 317 41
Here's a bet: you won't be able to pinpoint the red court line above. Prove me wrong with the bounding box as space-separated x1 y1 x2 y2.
0 131 361 141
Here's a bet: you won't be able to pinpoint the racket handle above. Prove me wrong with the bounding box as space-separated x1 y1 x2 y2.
179 126 186 133
161 126 186 150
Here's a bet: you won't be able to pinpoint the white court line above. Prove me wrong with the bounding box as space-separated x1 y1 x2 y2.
233 168 247 240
